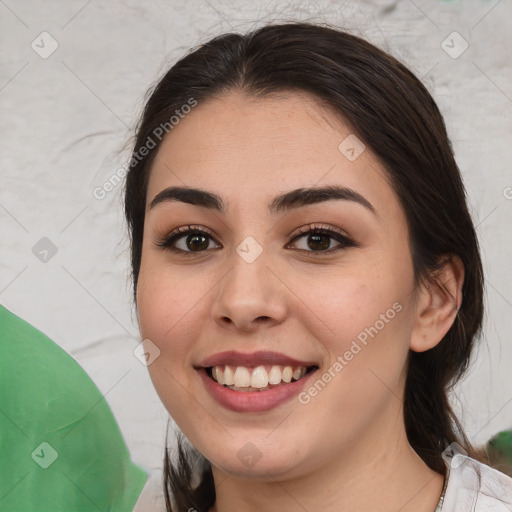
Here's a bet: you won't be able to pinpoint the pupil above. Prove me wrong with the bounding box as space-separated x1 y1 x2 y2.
188 234 208 251
309 234 329 251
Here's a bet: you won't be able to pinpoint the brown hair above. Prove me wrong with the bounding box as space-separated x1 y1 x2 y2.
123 21 484 511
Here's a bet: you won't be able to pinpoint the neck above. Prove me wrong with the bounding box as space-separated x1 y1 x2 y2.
209 422 445 512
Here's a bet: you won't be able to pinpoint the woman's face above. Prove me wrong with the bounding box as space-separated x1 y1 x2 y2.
136 90 420 479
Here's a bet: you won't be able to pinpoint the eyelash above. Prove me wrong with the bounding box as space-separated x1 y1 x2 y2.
154 223 357 256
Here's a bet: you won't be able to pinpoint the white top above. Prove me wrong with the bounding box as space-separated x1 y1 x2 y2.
133 453 512 511
441 452 512 511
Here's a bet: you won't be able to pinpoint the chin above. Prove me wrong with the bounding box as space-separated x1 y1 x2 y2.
196 434 309 480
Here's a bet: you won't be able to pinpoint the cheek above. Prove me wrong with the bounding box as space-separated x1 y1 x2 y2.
136 257 206 348
135 262 205 403
298 296 410 450
297 257 404 348
298 261 413 400
136 294 199 427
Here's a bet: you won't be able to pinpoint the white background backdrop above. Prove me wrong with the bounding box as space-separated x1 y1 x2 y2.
1 0 511 475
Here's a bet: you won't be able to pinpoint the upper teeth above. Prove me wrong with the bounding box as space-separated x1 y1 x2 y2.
211 365 307 388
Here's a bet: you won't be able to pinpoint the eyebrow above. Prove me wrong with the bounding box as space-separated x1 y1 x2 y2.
148 185 376 216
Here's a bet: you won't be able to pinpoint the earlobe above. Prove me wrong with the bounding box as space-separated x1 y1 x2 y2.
410 255 464 353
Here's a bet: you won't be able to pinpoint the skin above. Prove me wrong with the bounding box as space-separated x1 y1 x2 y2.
136 89 464 512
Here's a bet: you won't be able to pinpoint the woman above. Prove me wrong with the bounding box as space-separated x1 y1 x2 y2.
125 21 512 511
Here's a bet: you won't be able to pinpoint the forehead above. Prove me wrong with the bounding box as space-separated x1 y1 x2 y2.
145 89 396 218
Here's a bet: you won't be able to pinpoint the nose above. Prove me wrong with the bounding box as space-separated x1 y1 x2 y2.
211 249 289 333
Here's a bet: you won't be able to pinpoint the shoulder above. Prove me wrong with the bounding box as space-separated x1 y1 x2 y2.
443 453 512 511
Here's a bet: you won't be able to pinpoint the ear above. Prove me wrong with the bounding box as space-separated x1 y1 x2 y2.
410 255 464 352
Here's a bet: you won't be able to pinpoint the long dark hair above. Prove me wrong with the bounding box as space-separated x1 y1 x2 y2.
123 21 484 511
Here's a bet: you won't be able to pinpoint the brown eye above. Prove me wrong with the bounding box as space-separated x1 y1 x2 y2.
155 225 220 254
288 225 357 254
181 233 210 251
155 223 357 256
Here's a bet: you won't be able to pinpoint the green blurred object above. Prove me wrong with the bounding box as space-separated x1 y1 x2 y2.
0 304 147 511
486 429 512 477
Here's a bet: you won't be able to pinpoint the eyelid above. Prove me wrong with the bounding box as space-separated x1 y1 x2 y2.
286 223 357 253
288 223 352 242
154 222 357 255
154 224 218 250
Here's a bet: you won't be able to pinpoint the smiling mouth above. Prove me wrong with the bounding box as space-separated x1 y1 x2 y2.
206 364 318 392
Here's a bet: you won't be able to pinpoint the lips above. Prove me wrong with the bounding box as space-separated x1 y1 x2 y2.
194 350 320 412
196 366 318 412
196 350 318 369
